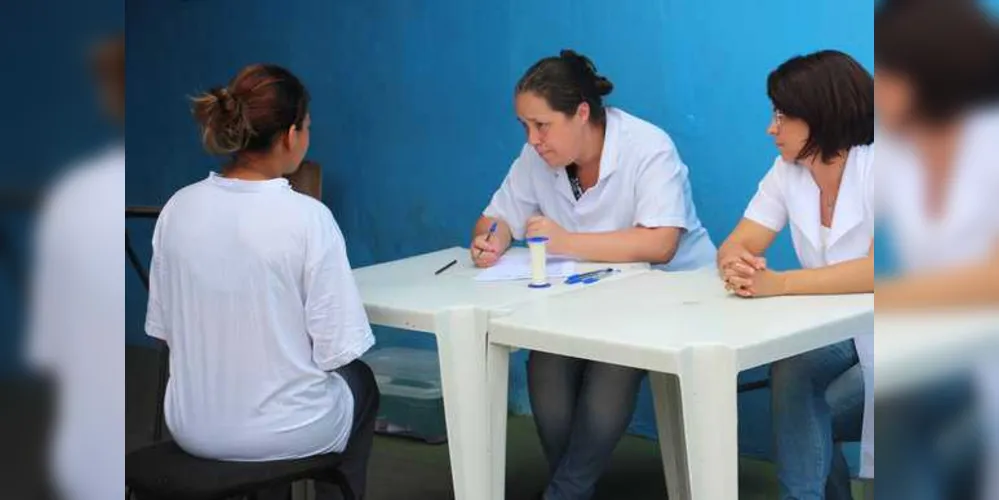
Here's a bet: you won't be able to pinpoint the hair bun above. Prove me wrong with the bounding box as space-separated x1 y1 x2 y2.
559 49 593 74
192 86 253 155
559 49 583 62
212 87 240 115
559 49 614 97
594 76 614 96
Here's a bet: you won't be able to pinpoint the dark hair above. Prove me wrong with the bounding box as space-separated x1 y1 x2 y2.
192 64 310 155
876 0 999 123
767 50 875 163
515 50 614 125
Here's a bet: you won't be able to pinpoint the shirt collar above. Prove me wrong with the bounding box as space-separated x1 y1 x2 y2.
551 107 622 183
207 171 291 193
597 107 621 182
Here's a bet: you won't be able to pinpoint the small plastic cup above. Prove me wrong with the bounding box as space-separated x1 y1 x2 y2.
526 236 551 289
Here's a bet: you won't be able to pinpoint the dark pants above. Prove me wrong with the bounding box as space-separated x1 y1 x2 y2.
262 359 380 500
528 351 646 500
321 359 380 499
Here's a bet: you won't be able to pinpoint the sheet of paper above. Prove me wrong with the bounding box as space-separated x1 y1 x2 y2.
474 253 576 282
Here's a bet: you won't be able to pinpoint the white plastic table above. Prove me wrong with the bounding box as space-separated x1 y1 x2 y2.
875 310 999 396
873 310 999 500
486 268 874 500
352 246 648 500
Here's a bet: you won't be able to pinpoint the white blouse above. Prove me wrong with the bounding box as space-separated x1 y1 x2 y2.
483 107 717 271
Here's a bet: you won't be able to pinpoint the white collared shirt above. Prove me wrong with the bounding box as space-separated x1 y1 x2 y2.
483 107 717 271
145 173 375 461
744 145 875 270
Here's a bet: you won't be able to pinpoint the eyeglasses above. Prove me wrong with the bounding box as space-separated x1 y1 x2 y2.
772 110 786 131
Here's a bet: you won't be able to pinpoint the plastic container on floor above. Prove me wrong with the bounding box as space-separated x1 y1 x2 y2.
361 347 447 444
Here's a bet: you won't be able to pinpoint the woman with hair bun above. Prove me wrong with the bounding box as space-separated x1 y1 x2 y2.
472 50 716 500
145 64 379 498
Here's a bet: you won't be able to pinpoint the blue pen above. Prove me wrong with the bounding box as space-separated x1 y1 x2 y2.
564 268 616 285
477 220 499 258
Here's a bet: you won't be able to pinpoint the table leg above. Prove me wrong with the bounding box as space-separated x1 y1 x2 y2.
650 372 690 500
675 346 739 500
434 307 492 500
488 343 512 500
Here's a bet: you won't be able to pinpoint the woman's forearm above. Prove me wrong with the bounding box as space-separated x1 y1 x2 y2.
780 256 875 295
564 227 680 264
876 252 999 309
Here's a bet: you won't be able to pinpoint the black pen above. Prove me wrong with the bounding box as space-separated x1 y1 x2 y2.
435 259 458 276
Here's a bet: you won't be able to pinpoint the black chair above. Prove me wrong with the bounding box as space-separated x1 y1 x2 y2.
125 206 356 500
127 441 354 500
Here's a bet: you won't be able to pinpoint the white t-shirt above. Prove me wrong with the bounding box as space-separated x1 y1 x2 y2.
27 143 125 500
483 107 717 271
145 172 375 461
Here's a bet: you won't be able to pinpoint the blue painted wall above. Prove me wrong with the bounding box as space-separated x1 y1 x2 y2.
126 0 875 461
0 0 122 377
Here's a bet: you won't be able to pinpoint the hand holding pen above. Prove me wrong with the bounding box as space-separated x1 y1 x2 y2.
471 220 500 268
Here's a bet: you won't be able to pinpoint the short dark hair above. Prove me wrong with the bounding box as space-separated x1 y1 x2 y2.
191 64 310 155
767 50 875 163
875 0 999 123
515 50 614 125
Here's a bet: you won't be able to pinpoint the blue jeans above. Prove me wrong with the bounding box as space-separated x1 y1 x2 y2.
874 373 978 500
528 351 646 500
771 340 864 500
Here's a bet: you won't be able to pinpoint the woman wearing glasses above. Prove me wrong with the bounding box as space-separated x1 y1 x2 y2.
716 50 875 499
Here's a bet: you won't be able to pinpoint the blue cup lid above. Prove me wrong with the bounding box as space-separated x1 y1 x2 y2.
526 236 549 244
